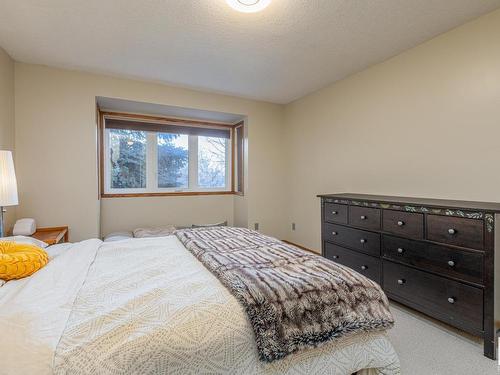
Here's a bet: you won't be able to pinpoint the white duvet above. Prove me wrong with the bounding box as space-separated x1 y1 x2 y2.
0 236 400 375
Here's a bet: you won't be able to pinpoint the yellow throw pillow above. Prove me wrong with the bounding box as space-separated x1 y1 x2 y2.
0 241 49 281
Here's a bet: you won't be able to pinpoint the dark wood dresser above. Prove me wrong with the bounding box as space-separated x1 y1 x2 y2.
318 193 500 359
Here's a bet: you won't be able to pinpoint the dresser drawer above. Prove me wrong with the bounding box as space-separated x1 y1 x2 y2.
323 223 380 256
383 261 483 334
383 210 424 239
426 215 484 250
323 203 348 224
324 243 381 284
383 235 483 284
349 206 381 230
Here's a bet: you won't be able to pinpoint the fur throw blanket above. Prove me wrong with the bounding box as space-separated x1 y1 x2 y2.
175 227 394 362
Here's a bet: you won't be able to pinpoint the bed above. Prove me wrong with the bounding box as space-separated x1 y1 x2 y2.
0 232 400 374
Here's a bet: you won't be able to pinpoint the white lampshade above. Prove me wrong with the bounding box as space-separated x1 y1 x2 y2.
0 150 18 206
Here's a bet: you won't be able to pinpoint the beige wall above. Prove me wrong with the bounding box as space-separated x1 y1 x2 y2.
14 65 287 241
284 9 500 252
0 47 16 232
101 195 234 234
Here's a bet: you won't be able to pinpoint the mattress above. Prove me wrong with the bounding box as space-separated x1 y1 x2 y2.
0 236 400 374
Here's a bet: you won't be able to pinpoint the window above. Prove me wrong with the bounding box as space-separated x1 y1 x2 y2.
198 135 228 189
109 129 146 189
157 133 189 188
101 115 234 196
234 122 244 194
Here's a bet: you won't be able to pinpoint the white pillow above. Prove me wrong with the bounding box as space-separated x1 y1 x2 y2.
133 226 176 238
104 231 134 242
191 221 228 228
0 235 48 248
45 243 72 259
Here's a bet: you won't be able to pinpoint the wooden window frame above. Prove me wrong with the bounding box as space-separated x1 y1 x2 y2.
98 111 244 198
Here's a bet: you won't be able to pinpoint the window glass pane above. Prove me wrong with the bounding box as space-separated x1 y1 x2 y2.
198 136 227 189
157 133 189 188
110 129 146 189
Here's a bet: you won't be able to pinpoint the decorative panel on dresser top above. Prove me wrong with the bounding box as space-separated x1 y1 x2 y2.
318 193 500 360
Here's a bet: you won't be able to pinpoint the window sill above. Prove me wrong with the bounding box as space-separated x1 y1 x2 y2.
101 191 238 198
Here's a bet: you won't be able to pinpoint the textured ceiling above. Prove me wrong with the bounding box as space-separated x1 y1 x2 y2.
1 0 499 103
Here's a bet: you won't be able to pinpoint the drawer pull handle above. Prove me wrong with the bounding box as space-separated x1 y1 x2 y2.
360 215 367 220
332 231 338 236
332 211 338 215
448 260 455 267
332 255 339 259
397 221 405 227
397 279 405 285
397 248 404 254
448 228 456 235
448 297 455 304
361 265 368 270
360 238 366 244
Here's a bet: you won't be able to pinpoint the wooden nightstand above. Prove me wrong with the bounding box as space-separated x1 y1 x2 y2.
32 226 69 246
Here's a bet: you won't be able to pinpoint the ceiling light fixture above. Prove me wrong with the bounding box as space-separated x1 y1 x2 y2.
226 0 272 13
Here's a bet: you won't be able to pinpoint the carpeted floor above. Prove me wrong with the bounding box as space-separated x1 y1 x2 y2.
388 302 498 374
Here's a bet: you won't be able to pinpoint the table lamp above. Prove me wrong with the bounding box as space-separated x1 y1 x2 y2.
0 150 18 237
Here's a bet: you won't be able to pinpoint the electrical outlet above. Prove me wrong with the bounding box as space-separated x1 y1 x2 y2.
292 223 296 231
254 223 259 230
